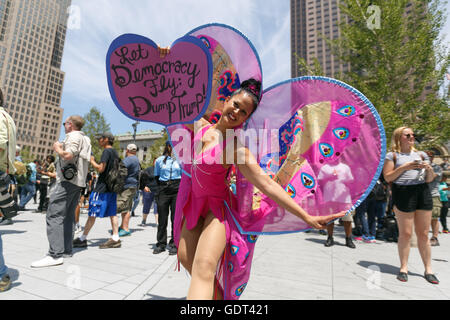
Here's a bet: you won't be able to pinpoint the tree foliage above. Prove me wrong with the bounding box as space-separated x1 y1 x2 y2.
297 0 450 149
19 146 34 164
141 130 168 168
83 107 120 160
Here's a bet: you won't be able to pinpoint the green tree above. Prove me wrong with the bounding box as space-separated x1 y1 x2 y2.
141 130 168 168
297 0 450 148
83 107 113 160
295 54 325 76
19 146 33 164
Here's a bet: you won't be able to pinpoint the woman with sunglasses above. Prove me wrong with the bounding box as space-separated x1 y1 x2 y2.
383 127 438 284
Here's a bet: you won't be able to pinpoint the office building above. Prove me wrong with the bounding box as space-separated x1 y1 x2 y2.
0 0 71 159
291 0 350 78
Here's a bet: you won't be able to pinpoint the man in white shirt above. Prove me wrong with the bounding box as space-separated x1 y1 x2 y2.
31 115 91 268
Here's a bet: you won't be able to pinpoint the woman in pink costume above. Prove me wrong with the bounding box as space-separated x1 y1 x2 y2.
173 78 345 300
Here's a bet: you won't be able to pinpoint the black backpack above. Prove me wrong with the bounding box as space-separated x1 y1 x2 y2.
382 213 398 242
373 180 387 201
105 158 128 194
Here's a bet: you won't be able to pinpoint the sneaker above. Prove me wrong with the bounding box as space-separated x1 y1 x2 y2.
430 237 440 246
443 229 449 234
324 236 334 247
362 235 376 243
138 221 147 227
99 238 121 249
0 218 13 226
352 227 362 237
110 227 124 235
0 274 11 292
118 229 131 237
73 237 88 248
31 255 64 268
345 237 356 249
318 230 327 236
354 236 363 241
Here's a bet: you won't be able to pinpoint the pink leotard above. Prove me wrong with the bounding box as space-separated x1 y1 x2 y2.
173 124 258 300
183 124 232 231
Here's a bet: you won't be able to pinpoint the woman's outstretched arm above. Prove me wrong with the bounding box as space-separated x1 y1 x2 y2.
235 144 345 229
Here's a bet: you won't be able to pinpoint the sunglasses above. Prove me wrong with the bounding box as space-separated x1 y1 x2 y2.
63 122 72 126
405 133 415 139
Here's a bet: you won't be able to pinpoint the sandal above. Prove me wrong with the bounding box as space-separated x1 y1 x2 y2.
424 273 439 285
396 272 408 282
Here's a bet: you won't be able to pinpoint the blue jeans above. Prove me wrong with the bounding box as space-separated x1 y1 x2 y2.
0 233 7 278
355 198 371 237
375 201 387 231
131 190 141 213
365 199 378 237
19 182 36 207
142 191 156 214
360 199 387 237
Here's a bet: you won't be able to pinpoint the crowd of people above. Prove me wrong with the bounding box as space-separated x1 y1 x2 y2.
0 84 449 297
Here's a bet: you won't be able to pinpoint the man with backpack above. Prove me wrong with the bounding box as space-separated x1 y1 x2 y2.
73 132 122 249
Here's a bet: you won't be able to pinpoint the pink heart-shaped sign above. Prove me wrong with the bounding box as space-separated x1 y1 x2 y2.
106 34 213 126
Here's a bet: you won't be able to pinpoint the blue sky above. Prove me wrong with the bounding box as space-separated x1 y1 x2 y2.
60 0 291 138
60 0 449 139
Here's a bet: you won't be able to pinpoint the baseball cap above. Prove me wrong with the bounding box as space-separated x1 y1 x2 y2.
127 143 138 151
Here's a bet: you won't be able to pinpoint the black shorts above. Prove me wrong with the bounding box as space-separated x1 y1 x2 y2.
392 183 433 212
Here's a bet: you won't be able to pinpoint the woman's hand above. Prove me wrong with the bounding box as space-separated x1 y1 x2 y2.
401 161 424 171
158 45 170 58
305 211 347 230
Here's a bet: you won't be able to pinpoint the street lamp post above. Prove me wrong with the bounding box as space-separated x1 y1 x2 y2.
132 121 139 144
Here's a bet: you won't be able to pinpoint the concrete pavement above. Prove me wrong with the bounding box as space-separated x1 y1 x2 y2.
1 201 449 300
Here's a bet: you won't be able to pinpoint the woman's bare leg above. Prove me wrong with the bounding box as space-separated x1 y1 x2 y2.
178 216 204 274
187 212 226 300
414 210 433 274
395 207 415 273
